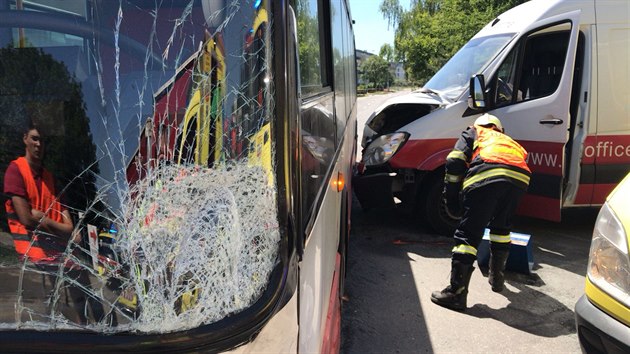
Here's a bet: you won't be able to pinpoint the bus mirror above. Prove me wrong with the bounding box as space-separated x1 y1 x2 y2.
468 75 486 109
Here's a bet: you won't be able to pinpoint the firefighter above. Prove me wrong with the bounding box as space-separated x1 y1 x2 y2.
431 113 531 311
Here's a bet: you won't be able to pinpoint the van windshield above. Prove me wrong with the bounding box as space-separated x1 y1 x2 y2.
424 33 515 100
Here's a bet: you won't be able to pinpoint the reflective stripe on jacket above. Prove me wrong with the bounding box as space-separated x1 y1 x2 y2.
4 157 66 262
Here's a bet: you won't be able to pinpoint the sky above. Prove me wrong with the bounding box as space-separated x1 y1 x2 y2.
348 0 411 55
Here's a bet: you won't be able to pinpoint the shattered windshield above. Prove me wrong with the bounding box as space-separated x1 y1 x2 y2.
0 0 280 334
424 33 514 100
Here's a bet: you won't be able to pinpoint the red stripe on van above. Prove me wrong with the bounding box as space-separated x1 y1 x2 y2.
582 135 630 165
573 183 615 205
592 183 617 205
321 253 341 354
391 138 566 175
517 194 560 221
390 138 456 170
573 184 594 205
518 140 563 176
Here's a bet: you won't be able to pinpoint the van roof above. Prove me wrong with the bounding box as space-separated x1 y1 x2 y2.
473 0 594 39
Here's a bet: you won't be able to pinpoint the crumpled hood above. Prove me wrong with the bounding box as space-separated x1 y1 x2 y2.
362 90 446 148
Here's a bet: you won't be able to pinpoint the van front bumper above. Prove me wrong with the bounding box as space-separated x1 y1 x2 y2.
575 294 630 354
352 171 397 209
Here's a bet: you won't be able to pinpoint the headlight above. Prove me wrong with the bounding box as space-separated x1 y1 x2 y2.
303 135 333 164
363 132 409 166
587 203 630 307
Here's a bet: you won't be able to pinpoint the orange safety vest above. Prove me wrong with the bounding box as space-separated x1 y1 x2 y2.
4 157 66 263
472 126 531 173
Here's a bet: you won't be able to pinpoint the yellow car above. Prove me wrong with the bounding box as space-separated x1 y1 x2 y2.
575 172 630 353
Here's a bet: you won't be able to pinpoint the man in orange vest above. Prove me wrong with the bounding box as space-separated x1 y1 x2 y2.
4 124 74 263
4 123 107 324
431 114 531 311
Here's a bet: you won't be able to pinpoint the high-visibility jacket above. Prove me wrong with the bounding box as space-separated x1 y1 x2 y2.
4 157 66 263
445 125 531 192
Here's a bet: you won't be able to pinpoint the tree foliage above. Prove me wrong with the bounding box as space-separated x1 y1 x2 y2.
379 0 403 30
381 0 527 84
360 55 393 88
379 43 395 63
296 0 321 93
0 46 99 229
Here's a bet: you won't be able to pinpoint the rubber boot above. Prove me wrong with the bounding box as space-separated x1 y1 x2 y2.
488 247 510 292
431 261 475 311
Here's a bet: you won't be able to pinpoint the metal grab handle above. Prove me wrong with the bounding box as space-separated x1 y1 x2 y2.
539 118 564 125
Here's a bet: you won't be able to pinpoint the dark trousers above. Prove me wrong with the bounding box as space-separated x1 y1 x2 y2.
36 264 108 325
452 181 525 264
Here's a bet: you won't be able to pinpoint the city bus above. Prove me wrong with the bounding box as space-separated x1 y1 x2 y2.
0 0 357 353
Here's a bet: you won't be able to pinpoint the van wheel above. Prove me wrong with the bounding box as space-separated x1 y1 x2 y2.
420 174 459 236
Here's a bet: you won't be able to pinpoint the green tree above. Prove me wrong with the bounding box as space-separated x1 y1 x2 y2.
296 0 322 94
0 46 99 229
379 43 395 63
379 0 403 30
381 0 526 84
360 55 394 89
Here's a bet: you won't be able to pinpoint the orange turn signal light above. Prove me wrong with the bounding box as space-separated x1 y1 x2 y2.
332 172 345 192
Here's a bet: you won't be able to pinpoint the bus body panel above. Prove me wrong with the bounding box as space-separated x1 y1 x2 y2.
226 293 299 353
299 164 343 353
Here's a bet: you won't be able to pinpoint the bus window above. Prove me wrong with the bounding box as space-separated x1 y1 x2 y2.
297 0 326 95
180 114 198 165
0 0 356 352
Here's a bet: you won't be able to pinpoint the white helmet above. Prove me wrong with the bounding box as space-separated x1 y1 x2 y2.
474 113 503 132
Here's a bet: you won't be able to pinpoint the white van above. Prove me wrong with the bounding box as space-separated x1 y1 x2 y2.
354 0 630 235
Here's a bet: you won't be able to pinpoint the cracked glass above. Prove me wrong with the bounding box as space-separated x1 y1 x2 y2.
0 0 280 334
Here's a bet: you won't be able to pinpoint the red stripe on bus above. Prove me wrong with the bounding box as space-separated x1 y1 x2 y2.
321 253 341 354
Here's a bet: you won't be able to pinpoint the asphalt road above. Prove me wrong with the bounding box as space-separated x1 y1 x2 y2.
341 90 594 353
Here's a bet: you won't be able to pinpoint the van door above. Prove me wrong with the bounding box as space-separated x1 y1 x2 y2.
486 11 581 222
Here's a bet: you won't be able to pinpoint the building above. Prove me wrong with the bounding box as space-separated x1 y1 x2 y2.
390 61 405 83
355 49 375 85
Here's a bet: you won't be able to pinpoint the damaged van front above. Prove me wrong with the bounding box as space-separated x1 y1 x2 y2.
354 90 443 209
354 29 516 233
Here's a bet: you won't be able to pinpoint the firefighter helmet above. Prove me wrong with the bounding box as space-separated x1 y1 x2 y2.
474 113 503 132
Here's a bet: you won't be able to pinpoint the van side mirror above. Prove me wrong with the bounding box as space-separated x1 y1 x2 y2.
468 75 486 109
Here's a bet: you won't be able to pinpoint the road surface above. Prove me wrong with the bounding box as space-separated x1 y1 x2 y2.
342 90 591 353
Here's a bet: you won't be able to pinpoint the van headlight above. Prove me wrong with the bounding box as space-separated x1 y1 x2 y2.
587 203 630 307
363 132 409 166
